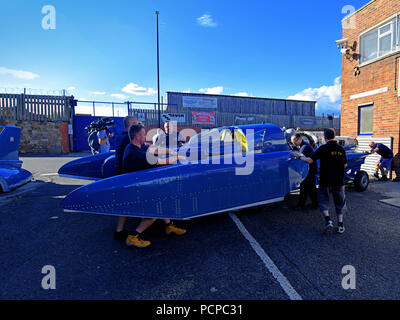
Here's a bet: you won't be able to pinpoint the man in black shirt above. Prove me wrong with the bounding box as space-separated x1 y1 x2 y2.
114 116 138 175
294 128 348 234
291 133 318 210
113 116 138 243
120 124 187 248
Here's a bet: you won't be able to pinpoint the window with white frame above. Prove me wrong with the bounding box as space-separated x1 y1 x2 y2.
360 14 400 64
358 105 373 135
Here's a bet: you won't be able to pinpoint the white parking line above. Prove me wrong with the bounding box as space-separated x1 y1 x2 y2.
229 212 302 300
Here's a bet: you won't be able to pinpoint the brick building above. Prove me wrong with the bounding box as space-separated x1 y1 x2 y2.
340 0 400 179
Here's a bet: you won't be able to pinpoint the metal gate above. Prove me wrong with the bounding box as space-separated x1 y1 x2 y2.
1 92 72 122
72 100 175 152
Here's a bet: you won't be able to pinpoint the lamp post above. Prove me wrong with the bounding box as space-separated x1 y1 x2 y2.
156 11 161 128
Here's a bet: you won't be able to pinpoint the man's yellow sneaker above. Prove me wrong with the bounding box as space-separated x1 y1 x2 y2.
125 234 151 248
165 223 187 236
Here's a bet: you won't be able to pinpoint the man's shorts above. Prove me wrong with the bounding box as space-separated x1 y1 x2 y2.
378 157 393 169
318 186 347 216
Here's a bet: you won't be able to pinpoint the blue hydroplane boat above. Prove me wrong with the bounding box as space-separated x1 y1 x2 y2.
59 124 369 219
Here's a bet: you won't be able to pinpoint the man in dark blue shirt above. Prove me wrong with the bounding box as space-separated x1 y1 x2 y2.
369 141 393 181
119 124 187 248
291 133 318 210
122 143 155 173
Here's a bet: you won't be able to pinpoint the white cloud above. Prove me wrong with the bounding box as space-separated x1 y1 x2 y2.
67 86 76 91
122 83 157 96
288 77 341 113
199 86 223 95
90 91 107 95
0 67 39 80
182 90 191 93
110 93 128 100
234 92 249 97
197 14 218 27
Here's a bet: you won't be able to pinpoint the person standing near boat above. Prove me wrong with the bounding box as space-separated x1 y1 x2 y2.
291 133 319 210
119 124 187 248
293 129 348 234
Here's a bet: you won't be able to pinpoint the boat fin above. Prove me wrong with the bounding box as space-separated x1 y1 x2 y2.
0 126 21 161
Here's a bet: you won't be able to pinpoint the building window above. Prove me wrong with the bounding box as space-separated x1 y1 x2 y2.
358 105 373 135
359 14 400 64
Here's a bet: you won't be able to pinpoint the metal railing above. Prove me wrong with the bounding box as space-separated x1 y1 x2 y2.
74 99 341 129
0 93 73 122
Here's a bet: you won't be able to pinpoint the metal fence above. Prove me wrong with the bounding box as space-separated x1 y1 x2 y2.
75 100 170 118
127 107 340 129
1 91 339 128
128 103 172 126
0 93 73 122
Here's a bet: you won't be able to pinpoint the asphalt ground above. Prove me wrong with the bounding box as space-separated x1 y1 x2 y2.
0 154 399 300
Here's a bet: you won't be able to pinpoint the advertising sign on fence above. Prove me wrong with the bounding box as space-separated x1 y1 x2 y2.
183 96 217 109
300 117 317 126
162 113 186 123
137 112 146 122
192 112 216 125
235 116 255 122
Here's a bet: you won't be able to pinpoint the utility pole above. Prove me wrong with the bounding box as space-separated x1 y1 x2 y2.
156 11 161 128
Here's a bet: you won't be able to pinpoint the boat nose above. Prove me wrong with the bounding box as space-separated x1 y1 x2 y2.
58 159 80 176
61 185 90 212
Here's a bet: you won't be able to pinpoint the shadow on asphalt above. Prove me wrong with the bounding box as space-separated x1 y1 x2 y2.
21 152 91 158
1 178 400 299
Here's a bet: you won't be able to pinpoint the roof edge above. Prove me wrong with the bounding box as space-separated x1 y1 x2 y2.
341 0 376 22
166 91 317 104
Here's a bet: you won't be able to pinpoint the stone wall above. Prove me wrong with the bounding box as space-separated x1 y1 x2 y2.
0 120 70 154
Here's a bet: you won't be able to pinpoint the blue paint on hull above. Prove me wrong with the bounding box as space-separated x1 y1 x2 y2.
61 151 308 219
58 152 115 180
0 165 32 192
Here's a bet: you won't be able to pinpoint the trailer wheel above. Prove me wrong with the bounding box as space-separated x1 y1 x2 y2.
354 171 369 192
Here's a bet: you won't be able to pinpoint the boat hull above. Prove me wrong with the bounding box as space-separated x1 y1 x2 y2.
61 151 308 219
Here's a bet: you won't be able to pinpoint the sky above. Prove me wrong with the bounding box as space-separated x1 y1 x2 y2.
0 0 369 116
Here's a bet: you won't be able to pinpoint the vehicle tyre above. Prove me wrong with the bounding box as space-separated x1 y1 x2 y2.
354 170 369 192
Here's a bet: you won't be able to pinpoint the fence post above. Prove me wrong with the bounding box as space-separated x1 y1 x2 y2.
93 101 95 116
22 88 26 121
69 99 76 152
16 93 22 121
